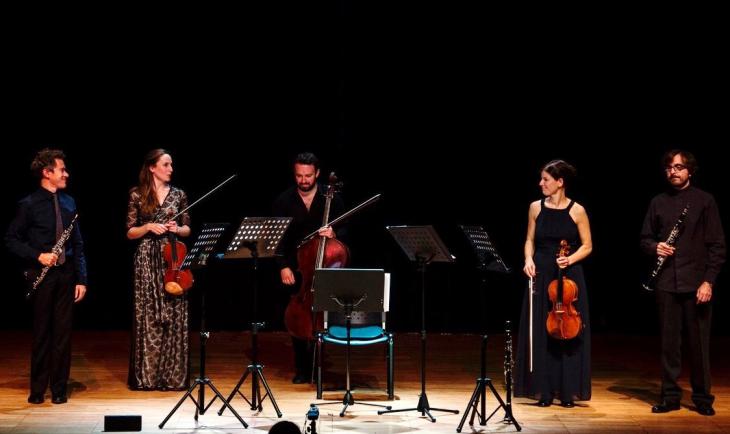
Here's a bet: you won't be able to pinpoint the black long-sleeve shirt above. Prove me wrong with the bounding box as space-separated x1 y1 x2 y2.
272 184 347 272
5 187 88 285
640 185 725 293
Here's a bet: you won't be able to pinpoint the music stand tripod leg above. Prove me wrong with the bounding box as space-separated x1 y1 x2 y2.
460 328 522 432
457 333 489 431
254 364 283 416
159 329 249 428
202 379 249 426
159 380 201 428
218 242 282 418
219 369 251 411
378 257 458 422
483 380 521 430
457 377 485 432
157 222 248 429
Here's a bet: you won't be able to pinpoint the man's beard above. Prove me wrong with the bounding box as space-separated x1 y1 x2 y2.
670 177 689 189
298 183 315 192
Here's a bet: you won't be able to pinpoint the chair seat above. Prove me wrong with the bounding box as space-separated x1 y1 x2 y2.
316 318 394 400
321 325 390 345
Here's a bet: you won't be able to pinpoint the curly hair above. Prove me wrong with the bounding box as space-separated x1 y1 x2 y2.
30 148 66 178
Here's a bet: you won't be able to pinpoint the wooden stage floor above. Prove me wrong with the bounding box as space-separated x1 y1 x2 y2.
1 330 729 433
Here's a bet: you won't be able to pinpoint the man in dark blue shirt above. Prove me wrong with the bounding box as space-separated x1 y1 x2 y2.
5 148 88 405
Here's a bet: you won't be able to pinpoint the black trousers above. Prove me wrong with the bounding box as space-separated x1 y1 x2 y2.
30 262 75 397
292 336 313 377
656 290 713 406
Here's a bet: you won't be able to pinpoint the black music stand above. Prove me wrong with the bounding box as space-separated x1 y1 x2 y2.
311 268 392 417
218 217 291 418
378 225 459 422
159 223 249 429
456 226 520 432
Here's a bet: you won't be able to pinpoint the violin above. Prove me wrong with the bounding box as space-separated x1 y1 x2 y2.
159 175 238 296
546 239 582 340
163 221 194 296
284 173 350 340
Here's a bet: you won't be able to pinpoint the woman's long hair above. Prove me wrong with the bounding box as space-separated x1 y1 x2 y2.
136 148 169 216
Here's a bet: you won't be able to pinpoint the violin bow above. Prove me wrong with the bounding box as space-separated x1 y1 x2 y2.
529 275 534 373
169 174 237 221
297 193 382 248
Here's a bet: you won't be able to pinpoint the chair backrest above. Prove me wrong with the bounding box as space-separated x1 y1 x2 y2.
324 311 386 330
316 269 390 332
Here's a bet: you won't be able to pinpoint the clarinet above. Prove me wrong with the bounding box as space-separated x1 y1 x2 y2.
503 320 515 421
24 214 79 300
642 204 689 292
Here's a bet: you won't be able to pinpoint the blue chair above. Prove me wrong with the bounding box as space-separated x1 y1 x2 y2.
316 311 394 400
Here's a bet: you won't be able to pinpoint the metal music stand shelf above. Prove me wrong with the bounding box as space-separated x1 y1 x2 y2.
159 223 249 429
311 268 392 417
456 225 520 432
218 217 292 419
460 225 511 275
378 225 459 422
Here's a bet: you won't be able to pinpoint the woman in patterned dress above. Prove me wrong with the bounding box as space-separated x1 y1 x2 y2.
126 149 191 390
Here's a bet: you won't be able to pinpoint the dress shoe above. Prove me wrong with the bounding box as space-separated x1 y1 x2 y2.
27 394 44 404
651 401 680 413
537 399 552 407
561 400 575 408
51 394 67 404
696 404 715 416
292 374 308 384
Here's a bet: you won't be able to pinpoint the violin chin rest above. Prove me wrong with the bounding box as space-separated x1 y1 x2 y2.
165 282 185 296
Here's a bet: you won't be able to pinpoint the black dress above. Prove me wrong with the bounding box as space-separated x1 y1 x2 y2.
514 199 591 402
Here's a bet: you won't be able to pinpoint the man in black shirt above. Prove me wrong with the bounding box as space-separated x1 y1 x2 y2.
273 152 346 384
5 148 88 405
640 149 725 416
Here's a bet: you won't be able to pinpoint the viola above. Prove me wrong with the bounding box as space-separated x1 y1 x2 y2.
284 173 350 340
163 228 194 296
546 239 582 340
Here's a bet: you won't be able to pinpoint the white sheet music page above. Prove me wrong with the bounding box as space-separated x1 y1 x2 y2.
384 272 391 312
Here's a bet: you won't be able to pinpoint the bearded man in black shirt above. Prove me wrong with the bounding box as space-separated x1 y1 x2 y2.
273 152 346 384
640 149 725 416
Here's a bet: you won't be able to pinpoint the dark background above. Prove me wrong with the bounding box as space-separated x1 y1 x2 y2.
2 4 727 337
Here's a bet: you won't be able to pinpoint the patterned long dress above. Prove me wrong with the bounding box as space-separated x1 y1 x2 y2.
126 187 191 390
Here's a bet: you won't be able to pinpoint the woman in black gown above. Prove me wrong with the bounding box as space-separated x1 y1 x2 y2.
514 159 592 407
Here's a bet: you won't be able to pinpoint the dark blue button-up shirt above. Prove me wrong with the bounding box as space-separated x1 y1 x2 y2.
5 187 88 285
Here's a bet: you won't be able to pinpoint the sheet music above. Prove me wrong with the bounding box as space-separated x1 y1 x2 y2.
384 272 391 312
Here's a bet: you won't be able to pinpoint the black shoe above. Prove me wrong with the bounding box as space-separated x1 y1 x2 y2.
292 374 308 384
27 394 44 404
561 400 575 408
696 404 715 416
651 401 680 413
51 394 67 404
537 399 552 407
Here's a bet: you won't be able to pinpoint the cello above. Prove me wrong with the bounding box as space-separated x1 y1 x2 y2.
284 173 350 340
546 239 582 340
